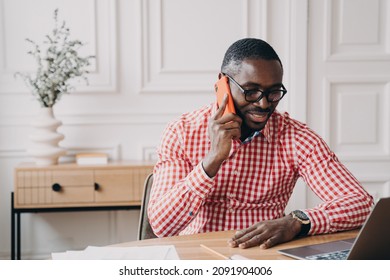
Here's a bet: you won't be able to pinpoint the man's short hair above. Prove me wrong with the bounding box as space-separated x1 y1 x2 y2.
221 38 283 75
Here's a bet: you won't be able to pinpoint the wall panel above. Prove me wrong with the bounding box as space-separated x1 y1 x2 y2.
307 0 390 208
140 0 267 94
327 79 390 159
326 0 390 60
0 0 116 94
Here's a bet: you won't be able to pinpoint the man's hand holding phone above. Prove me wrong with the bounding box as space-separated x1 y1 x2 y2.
202 93 242 178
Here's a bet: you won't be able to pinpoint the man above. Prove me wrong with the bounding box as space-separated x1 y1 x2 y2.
148 38 373 249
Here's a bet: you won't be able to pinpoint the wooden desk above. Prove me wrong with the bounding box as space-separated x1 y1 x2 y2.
112 229 359 260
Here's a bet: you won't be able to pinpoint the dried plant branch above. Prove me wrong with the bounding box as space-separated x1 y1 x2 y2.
15 9 95 107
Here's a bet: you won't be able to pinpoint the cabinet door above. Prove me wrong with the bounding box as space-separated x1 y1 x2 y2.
94 168 151 204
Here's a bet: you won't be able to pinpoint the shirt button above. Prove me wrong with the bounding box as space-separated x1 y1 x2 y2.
234 170 238 175
229 208 234 213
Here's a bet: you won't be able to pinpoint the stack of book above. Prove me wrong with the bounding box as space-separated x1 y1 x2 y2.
76 153 108 165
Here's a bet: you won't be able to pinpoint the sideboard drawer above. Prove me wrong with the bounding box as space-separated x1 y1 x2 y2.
94 168 151 203
51 186 94 204
52 170 94 186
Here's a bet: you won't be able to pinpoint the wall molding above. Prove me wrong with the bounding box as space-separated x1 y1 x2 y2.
324 0 390 61
322 76 390 161
139 0 268 95
0 113 178 127
0 0 117 94
288 0 308 123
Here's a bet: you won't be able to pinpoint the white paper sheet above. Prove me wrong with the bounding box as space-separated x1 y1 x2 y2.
51 245 179 260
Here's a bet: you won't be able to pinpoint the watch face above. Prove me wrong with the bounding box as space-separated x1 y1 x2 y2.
294 210 307 219
292 210 311 236
293 210 310 224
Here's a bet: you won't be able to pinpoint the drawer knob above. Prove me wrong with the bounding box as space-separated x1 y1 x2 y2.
94 182 100 191
52 183 62 192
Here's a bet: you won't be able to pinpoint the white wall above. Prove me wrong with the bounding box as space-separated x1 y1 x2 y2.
0 0 388 259
307 0 390 206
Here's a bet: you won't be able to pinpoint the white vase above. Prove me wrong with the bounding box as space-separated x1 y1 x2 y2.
27 107 66 166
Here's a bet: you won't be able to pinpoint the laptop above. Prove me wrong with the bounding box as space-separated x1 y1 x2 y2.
278 197 390 260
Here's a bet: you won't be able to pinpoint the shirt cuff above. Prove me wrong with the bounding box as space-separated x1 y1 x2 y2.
186 163 214 199
304 208 330 235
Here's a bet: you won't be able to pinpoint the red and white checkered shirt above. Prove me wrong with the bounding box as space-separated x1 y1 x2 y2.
148 103 373 237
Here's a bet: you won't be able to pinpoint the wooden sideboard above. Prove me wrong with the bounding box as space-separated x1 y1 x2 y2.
11 161 154 260
14 161 154 208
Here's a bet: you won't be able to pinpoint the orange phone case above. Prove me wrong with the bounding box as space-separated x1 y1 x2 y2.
215 76 236 116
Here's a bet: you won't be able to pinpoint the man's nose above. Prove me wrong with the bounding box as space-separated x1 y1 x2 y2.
253 96 271 109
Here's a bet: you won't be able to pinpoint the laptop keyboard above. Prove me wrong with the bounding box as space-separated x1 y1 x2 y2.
305 249 350 260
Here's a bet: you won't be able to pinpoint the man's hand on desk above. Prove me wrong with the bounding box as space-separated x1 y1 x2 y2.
227 215 301 249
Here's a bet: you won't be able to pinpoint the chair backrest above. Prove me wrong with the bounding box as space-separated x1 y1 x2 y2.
138 173 158 240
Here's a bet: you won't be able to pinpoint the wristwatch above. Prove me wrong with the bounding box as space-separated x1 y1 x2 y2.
290 210 311 237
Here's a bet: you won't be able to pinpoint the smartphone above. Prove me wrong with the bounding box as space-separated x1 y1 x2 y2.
214 76 236 116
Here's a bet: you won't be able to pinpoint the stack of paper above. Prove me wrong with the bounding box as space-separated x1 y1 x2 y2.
52 245 179 260
76 153 108 165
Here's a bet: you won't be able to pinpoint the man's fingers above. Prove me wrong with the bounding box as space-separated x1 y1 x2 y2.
220 119 241 130
234 231 282 249
211 111 242 141
259 237 276 249
229 216 298 249
232 227 251 240
215 94 228 118
228 226 261 247
238 233 267 249
228 225 280 249
228 229 248 247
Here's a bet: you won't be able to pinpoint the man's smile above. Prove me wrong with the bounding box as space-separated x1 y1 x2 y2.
247 111 269 123
244 108 272 124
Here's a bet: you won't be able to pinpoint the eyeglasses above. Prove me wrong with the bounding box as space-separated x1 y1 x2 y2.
223 73 287 103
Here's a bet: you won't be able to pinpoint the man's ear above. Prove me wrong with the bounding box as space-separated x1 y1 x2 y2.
218 72 222 79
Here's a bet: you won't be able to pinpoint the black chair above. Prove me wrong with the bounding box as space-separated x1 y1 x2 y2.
138 173 158 240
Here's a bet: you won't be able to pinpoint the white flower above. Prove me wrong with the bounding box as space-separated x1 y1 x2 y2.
15 9 94 108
